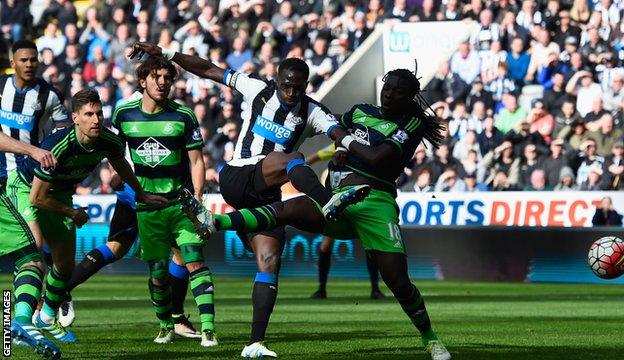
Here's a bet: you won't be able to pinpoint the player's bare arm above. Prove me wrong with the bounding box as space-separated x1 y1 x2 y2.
129 42 226 84
0 132 57 169
29 177 89 227
188 149 206 202
108 157 169 207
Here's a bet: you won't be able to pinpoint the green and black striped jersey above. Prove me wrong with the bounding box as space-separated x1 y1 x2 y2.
337 104 423 195
17 126 124 193
112 98 203 201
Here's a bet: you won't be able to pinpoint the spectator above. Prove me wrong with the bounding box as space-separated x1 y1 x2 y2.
109 24 134 63
414 0 439 22
428 144 466 181
542 139 569 187
453 130 481 162
348 12 371 51
580 26 612 67
440 0 462 21
527 27 560 83
480 41 507 84
553 10 581 49
435 168 467 192
448 102 479 139
603 141 624 190
79 7 112 62
570 0 591 25
542 72 567 114
464 172 487 192
558 119 591 150
306 37 334 91
175 20 209 58
470 9 499 54
575 138 605 185
518 143 543 188
366 0 385 26
400 167 434 193
527 100 555 143
499 12 529 50
466 77 495 112
37 22 67 57
592 196 623 226
559 36 580 65
565 70 603 117
525 168 548 190
496 93 528 134
1 0 31 42
506 36 531 86
226 37 254 71
516 0 542 33
602 72 624 112
450 41 481 85
584 98 609 123
424 61 469 106
477 116 505 156
82 46 109 83
490 169 518 191
482 141 520 187
586 113 623 156
485 62 517 102
579 164 606 190
554 166 578 190
271 0 299 30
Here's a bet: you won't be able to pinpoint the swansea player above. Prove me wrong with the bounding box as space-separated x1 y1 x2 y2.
112 56 217 346
183 69 452 360
57 93 201 339
1 132 61 359
130 42 369 357
7 88 167 343
306 144 385 300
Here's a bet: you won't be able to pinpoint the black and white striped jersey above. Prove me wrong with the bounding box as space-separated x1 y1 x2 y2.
0 75 69 178
223 69 339 167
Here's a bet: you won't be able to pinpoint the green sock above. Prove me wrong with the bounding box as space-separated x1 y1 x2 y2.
189 268 215 332
214 206 276 232
148 280 174 330
14 265 43 323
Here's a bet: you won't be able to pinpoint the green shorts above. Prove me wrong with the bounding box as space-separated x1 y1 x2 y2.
323 187 406 254
0 192 36 257
136 203 204 261
6 171 75 243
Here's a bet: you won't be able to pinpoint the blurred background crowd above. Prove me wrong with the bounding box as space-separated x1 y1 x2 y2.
1 0 624 194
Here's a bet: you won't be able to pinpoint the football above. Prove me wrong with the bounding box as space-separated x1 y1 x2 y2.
588 236 624 279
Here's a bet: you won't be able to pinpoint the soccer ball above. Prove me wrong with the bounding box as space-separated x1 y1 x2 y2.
588 236 624 279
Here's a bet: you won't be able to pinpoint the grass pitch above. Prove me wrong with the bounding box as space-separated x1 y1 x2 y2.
3 274 623 359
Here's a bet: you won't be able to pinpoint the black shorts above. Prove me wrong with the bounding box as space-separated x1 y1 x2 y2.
108 200 138 243
219 161 285 251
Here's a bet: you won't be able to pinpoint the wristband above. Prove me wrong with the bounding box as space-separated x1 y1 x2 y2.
341 135 356 150
162 48 176 60
335 146 347 153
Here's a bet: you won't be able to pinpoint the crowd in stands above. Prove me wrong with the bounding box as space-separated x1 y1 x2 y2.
1 0 623 194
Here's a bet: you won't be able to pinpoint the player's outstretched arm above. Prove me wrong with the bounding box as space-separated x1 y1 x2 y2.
129 42 226 84
30 177 89 227
108 157 169 207
0 132 57 169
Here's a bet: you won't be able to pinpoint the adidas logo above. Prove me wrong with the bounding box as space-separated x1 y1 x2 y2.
393 240 402 248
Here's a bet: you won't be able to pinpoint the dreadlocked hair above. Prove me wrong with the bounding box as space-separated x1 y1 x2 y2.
383 68 446 149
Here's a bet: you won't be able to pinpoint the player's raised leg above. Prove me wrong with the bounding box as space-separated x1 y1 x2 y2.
261 151 370 221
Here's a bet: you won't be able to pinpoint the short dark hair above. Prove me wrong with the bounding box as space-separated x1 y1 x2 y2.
12 40 37 54
72 88 101 113
278 57 309 79
136 56 177 83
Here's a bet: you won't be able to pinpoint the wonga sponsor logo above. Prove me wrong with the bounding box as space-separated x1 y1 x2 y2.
252 115 293 145
0 109 35 130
